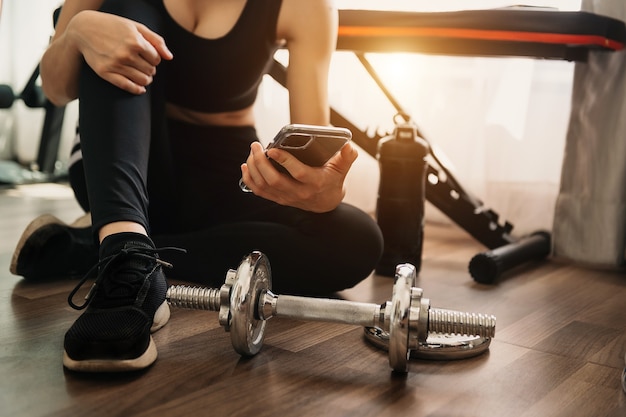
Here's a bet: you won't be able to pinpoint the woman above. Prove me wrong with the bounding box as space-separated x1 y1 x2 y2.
11 0 383 372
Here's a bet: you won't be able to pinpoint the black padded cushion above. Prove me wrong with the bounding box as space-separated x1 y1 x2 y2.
337 8 626 61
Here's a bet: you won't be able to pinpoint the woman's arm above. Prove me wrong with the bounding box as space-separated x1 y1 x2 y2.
241 0 358 213
279 0 336 125
40 0 102 105
40 0 172 106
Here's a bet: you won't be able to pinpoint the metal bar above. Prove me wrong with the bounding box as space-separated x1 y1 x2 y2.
275 295 379 328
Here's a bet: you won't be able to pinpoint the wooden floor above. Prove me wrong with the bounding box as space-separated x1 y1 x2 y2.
1 183 625 417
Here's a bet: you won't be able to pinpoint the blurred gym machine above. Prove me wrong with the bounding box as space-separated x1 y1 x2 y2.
0 6 65 185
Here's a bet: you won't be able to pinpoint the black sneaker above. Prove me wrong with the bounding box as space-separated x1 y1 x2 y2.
63 232 180 372
10 213 97 280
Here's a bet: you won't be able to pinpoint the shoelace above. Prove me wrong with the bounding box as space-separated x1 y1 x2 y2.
68 245 186 310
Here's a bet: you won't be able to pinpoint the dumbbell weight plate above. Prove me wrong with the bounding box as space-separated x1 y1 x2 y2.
228 251 272 356
387 264 416 373
364 326 492 360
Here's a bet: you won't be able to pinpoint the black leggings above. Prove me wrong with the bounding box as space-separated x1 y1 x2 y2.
70 0 383 295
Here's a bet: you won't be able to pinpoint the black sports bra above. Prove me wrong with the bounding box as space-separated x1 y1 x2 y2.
161 0 282 113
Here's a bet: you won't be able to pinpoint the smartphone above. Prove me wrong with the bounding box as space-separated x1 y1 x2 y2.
240 124 352 192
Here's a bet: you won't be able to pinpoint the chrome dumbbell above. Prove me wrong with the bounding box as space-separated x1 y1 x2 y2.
167 251 496 373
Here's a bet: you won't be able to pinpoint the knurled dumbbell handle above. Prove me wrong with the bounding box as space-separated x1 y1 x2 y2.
428 308 496 338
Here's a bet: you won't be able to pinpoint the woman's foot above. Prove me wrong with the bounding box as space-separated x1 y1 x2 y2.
10 213 97 280
63 232 170 372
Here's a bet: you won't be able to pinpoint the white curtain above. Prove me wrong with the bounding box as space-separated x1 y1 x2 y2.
552 0 626 268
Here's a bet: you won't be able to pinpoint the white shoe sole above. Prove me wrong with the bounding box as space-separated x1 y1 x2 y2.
63 337 159 373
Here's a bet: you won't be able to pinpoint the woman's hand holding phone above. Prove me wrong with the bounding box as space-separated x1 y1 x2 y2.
240 124 357 213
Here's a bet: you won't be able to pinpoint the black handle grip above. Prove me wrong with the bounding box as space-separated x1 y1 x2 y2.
469 231 551 284
0 84 15 109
